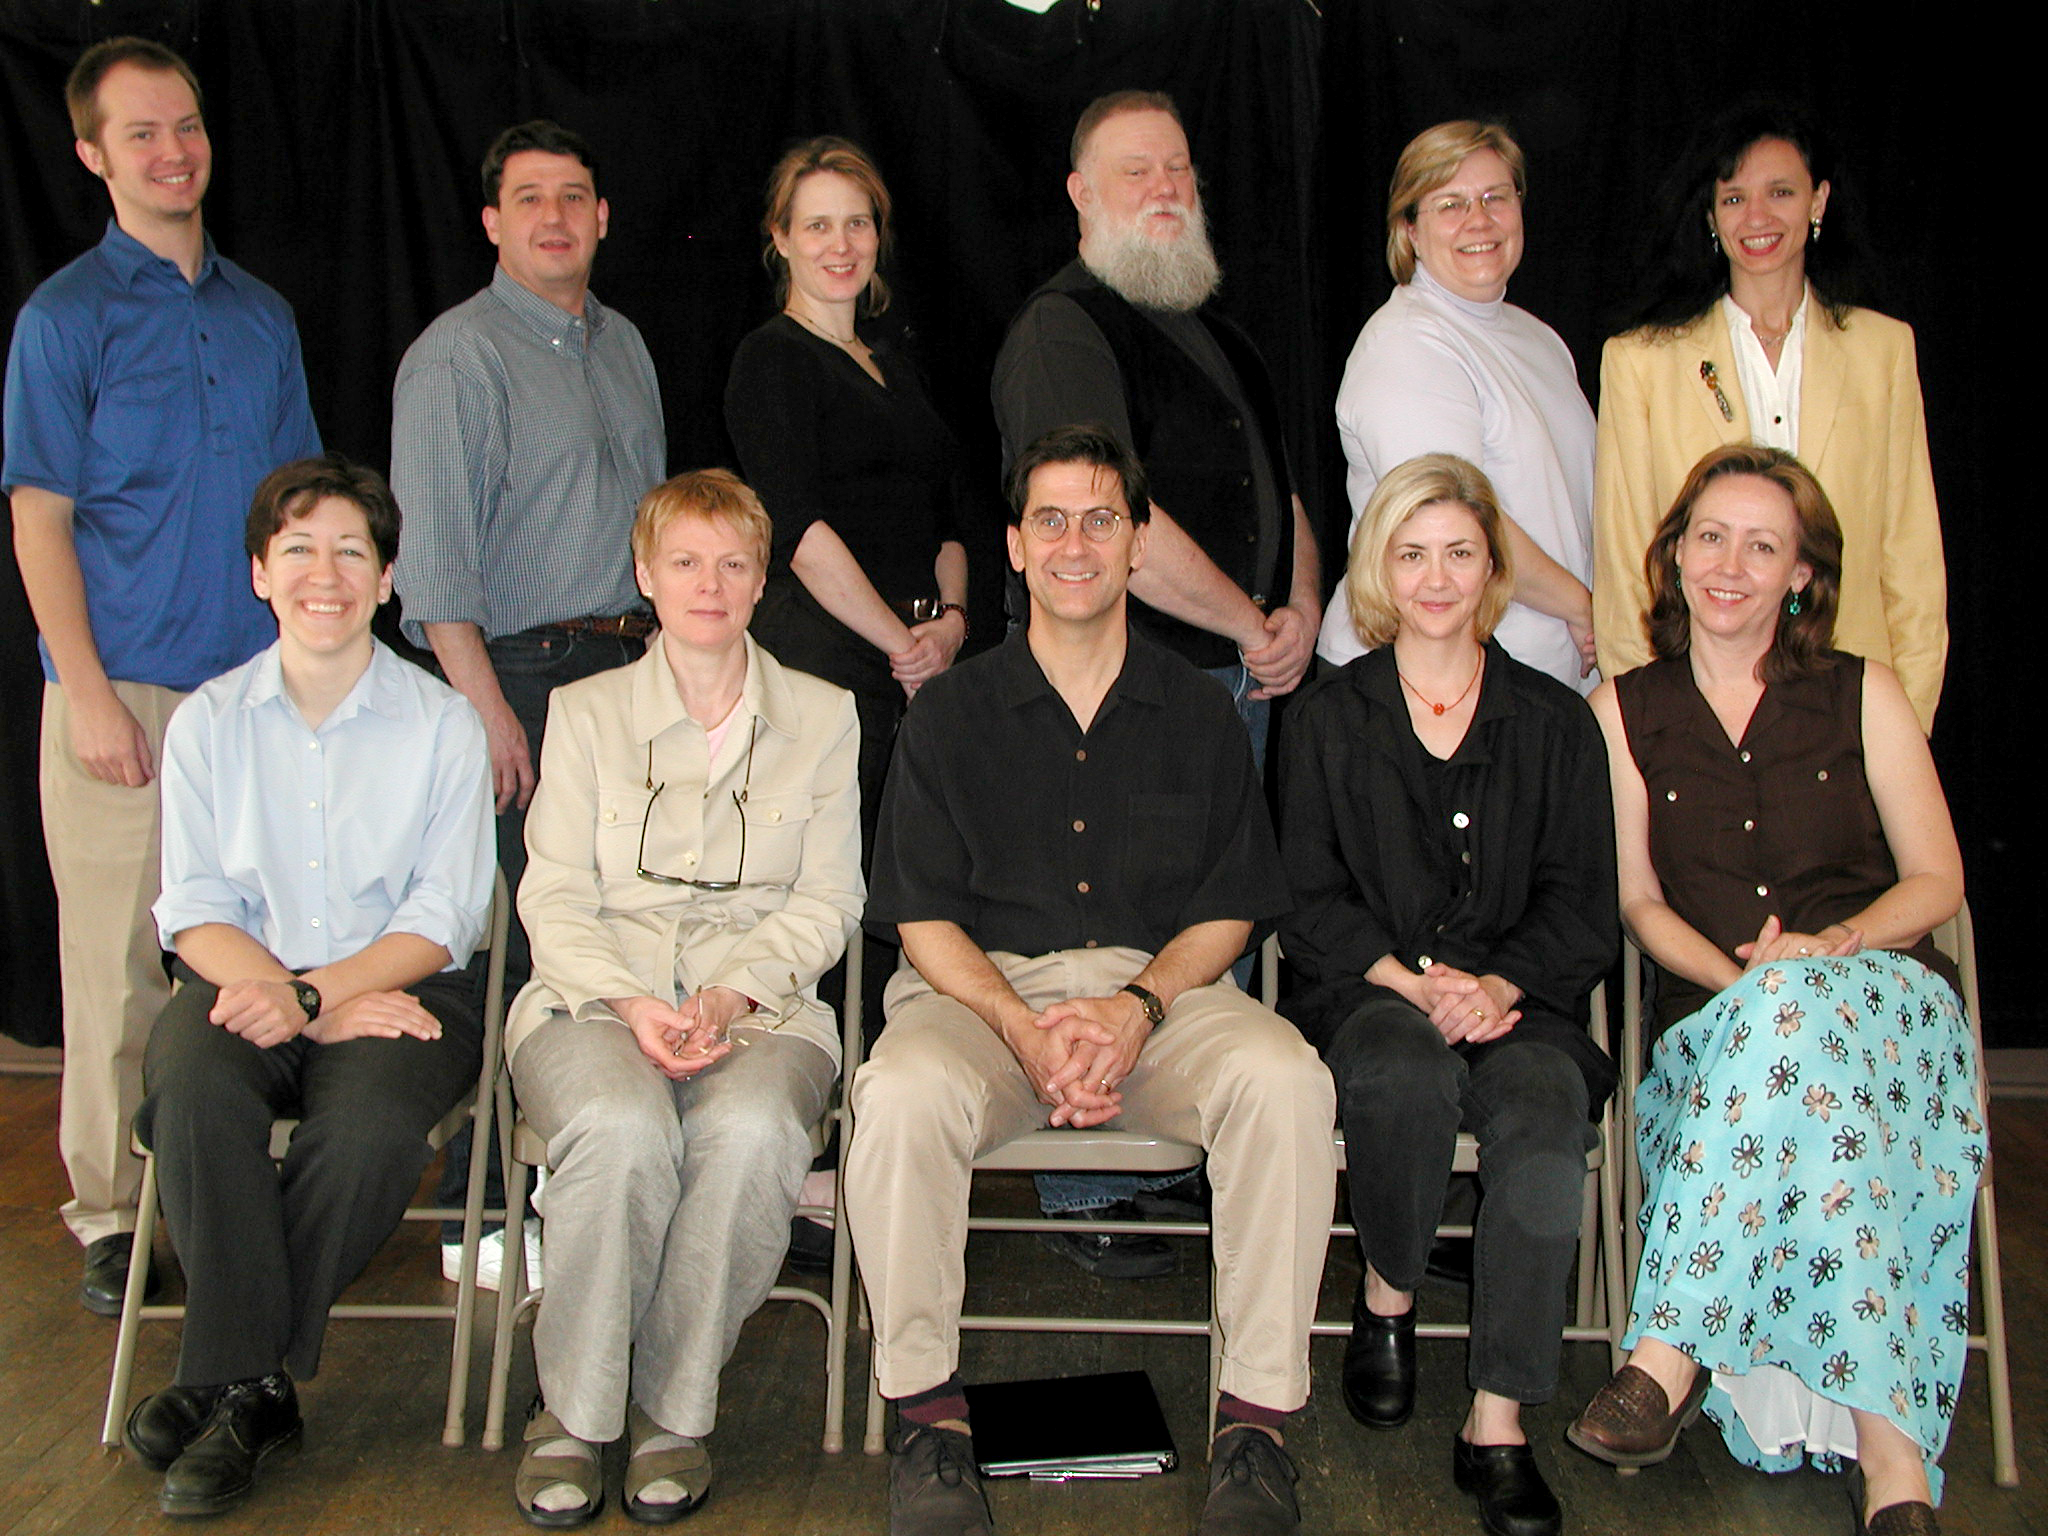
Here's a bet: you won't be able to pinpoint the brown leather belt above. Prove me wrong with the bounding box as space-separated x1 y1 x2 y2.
538 612 658 640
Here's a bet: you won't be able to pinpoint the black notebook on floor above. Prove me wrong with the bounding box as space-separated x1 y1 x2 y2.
962 1369 1178 1479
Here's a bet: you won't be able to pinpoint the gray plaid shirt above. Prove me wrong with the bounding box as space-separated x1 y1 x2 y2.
391 266 665 644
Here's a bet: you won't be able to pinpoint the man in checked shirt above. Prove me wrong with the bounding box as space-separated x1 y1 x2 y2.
390 119 665 1279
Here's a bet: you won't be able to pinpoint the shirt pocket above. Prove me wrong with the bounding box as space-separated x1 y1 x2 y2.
593 786 656 882
1123 791 1207 899
738 789 815 888
90 365 189 470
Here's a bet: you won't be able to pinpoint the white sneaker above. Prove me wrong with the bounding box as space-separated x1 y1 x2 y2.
442 1218 543 1292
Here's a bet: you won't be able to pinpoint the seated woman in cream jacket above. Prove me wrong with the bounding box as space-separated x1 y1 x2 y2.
504 469 862 1528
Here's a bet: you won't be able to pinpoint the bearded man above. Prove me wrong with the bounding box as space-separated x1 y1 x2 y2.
990 89 1322 1277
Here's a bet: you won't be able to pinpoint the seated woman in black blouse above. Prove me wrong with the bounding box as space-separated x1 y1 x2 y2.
1279 452 1616 1536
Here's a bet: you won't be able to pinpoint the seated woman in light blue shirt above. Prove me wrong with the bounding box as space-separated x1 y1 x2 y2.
121 454 493 1519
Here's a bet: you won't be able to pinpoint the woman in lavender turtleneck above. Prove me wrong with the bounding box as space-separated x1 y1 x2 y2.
1318 121 1598 694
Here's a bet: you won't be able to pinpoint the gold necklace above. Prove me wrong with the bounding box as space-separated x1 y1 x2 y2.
786 308 859 348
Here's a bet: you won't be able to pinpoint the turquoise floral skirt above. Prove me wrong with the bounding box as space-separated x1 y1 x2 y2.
1624 952 1985 1497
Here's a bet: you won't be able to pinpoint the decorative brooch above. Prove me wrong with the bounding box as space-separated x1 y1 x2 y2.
1700 360 1735 421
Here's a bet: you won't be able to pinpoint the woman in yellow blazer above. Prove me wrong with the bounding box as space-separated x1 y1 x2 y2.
1592 103 1945 732
504 470 862 1527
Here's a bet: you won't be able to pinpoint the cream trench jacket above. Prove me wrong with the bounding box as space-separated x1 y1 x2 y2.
505 633 863 1067
1591 303 1946 732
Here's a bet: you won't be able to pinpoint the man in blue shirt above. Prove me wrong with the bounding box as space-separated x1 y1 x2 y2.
1 37 321 1315
124 452 491 1516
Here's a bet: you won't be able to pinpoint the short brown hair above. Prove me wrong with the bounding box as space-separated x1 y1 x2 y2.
245 454 401 568
1070 89 1183 171
1385 120 1526 284
66 38 203 146
1643 443 1842 681
481 120 598 208
1344 453 1515 648
761 136 893 316
1004 424 1150 528
632 469 773 572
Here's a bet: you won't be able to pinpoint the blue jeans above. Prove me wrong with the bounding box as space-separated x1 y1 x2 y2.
1033 664 1266 1215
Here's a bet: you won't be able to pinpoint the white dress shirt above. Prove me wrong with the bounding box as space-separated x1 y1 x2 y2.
1721 290 1808 454
153 640 494 971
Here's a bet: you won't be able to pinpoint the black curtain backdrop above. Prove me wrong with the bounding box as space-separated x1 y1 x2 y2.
0 1 2026 1046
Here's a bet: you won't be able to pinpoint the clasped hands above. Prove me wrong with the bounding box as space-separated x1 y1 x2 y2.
1735 913 1863 970
890 609 967 698
1001 990 1154 1128
1413 963 1522 1046
208 978 442 1050
617 987 751 1081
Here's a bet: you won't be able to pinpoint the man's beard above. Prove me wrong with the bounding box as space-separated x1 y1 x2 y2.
1082 198 1222 312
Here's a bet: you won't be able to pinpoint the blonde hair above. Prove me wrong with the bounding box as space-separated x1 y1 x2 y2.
632 470 773 571
1345 454 1515 647
761 136 893 316
1385 120 1527 284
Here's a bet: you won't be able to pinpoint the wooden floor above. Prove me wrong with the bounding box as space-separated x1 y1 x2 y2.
0 1070 2040 1535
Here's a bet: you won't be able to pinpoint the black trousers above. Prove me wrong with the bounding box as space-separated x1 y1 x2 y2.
136 960 483 1387
1324 995 1594 1404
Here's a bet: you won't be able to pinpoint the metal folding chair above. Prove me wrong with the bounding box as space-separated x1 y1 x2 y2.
101 867 512 1451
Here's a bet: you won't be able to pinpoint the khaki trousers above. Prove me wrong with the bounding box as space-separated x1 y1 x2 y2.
40 680 183 1246
844 947 1336 1412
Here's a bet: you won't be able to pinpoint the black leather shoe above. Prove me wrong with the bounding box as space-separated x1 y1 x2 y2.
160 1373 302 1517
888 1424 992 1535
1036 1201 1175 1279
81 1232 157 1317
1426 1233 1475 1286
1198 1426 1300 1533
1452 1436 1562 1536
1342 1296 1416 1428
124 1384 224 1471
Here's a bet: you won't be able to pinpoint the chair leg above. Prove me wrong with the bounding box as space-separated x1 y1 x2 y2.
101 1151 163 1448
1599 1129 1628 1374
482 1090 533 1453
442 1079 497 1447
1574 1158 1599 1330
1972 1177 2018 1487
823 1164 851 1454
863 1332 888 1456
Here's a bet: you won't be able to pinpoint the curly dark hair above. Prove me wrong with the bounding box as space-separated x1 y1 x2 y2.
1644 444 1842 683
1614 99 1875 337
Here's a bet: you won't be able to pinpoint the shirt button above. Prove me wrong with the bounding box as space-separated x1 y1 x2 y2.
1743 819 1755 832
683 852 697 865
1452 812 1470 829
307 859 318 869
1816 770 1829 782
1461 851 1472 864
1756 885 1770 898
308 740 320 751
1076 881 1090 893
602 809 617 824
206 374 216 385
1075 749 1087 761
1739 750 1752 763
1666 789 1679 802
1072 820 1085 832
1417 954 1434 970
309 917 322 928
307 801 318 810
766 808 782 822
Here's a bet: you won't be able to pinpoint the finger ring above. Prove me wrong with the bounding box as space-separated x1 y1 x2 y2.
1797 947 1811 956
1098 1078 1113 1092
1473 1009 1485 1021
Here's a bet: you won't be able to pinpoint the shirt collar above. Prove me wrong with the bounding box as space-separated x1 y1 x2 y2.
631 633 803 745
1350 639 1517 758
98 218 226 290
239 640 412 728
991 625 1168 713
489 264 608 344
1411 264 1504 325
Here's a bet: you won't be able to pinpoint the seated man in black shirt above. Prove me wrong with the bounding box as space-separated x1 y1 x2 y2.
843 425 1337 1536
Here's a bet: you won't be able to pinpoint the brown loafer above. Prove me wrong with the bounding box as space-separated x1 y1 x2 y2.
1565 1363 1710 1468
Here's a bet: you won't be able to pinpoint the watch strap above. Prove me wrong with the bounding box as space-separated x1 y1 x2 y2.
1119 981 1165 1028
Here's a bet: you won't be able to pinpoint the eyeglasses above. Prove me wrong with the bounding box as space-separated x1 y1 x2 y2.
1423 190 1519 221
1021 508 1126 543
636 719 757 891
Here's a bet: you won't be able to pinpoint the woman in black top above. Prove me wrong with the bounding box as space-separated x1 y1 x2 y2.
1280 453 1615 1536
724 136 970 847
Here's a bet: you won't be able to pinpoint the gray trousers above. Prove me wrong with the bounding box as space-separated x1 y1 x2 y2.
844 948 1337 1411
513 1016 835 1441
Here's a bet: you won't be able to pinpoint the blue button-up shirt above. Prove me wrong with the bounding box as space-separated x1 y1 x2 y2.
2 221 322 692
153 641 494 973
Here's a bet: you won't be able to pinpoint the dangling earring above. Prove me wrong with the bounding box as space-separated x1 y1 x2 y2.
1708 216 1721 256
1809 217 1822 244
1787 590 1803 617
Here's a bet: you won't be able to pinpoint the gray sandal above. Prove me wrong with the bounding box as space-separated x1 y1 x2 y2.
516 1401 603 1529
624 1400 711 1523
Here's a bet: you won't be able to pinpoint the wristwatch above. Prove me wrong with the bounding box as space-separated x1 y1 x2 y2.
1119 981 1165 1028
290 979 323 1023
